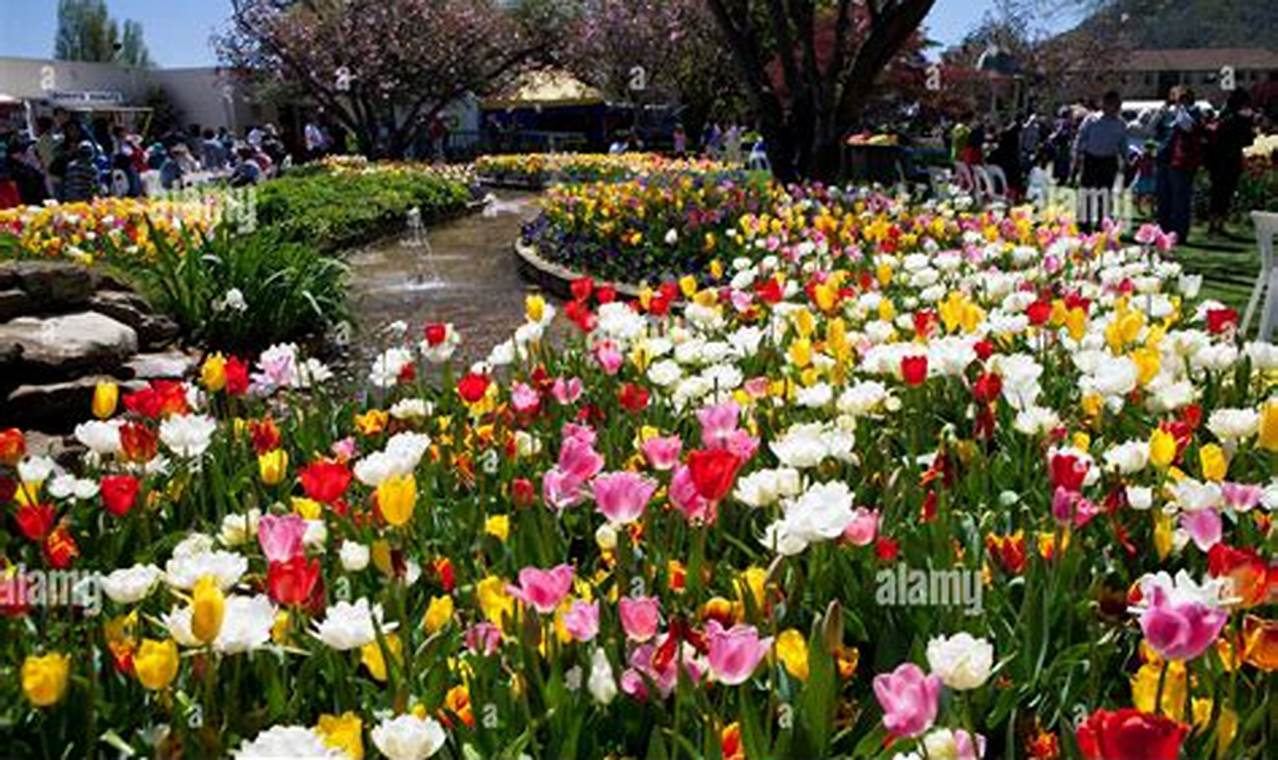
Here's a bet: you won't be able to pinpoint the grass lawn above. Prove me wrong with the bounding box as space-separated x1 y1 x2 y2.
1133 217 1265 320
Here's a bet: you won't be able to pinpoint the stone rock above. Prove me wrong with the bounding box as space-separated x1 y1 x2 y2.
123 350 197 381
0 289 32 322
3 375 146 434
0 312 138 379
2 260 94 310
90 270 135 292
89 291 178 349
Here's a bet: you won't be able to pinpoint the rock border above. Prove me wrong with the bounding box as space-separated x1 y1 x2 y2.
511 237 646 301
479 176 547 191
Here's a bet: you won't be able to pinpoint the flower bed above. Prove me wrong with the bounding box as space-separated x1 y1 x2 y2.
0 197 218 265
520 169 780 284
255 159 477 252
476 152 734 187
2 184 1276 758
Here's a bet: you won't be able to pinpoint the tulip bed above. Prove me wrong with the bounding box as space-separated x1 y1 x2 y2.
476 152 734 187
2 181 1278 760
520 169 780 283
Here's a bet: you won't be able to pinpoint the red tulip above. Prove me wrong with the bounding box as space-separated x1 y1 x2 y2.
267 555 322 607
511 477 535 509
299 460 352 504
686 448 741 503
1206 307 1238 334
424 323 448 346
618 383 650 412
119 421 158 463
433 557 456 592
225 356 250 396
1026 300 1052 326
0 475 16 504
1050 453 1089 493
0 428 25 465
595 285 616 304
972 372 1003 404
43 525 79 569
457 373 490 404
1075 708 1187 760
1208 543 1270 608
570 276 594 302
15 503 55 541
900 355 928 386
250 417 282 455
100 474 141 517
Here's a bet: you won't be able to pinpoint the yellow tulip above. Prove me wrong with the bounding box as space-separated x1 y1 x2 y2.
775 629 810 681
360 632 402 682
788 338 812 369
709 259 724 280
92 381 119 419
21 652 70 707
291 497 323 520
1259 400 1278 452
1153 512 1175 561
1149 428 1177 468
525 294 545 323
424 595 455 634
201 353 227 392
377 474 417 527
1130 660 1186 717
134 639 180 690
1199 443 1228 482
477 575 515 626
485 514 510 542
258 448 289 486
678 275 697 298
316 712 364 760
191 576 226 644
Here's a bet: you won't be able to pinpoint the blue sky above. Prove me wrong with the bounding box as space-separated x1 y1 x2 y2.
0 0 1082 67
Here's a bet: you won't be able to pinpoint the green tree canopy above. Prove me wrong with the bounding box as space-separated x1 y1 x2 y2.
54 0 153 67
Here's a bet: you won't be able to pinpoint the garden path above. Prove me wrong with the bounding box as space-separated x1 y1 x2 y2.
345 189 547 366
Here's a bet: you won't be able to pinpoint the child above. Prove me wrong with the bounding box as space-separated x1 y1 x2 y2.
1131 140 1156 218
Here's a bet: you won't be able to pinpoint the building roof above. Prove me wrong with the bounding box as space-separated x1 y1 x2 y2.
482 70 604 110
1120 48 1278 72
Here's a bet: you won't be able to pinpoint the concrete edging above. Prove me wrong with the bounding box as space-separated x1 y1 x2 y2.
511 237 646 300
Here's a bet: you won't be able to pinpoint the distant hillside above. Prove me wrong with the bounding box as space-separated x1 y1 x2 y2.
1072 0 1278 49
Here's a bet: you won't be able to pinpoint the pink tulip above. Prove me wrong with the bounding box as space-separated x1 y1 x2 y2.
258 513 306 563
331 436 357 460
640 435 683 471
562 599 599 642
561 422 596 446
669 465 715 524
464 622 501 655
593 471 657 525
593 341 623 375
510 382 540 415
551 376 583 405
626 634 704 699
705 620 771 686
872 662 942 738
1222 482 1263 512
722 429 760 462
1180 508 1222 551
619 596 661 642
842 507 880 546
508 564 574 615
1133 572 1229 661
697 401 741 448
558 436 604 482
542 468 585 511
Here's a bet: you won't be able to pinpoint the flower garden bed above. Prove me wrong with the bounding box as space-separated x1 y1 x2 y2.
2 169 1276 759
475 152 734 189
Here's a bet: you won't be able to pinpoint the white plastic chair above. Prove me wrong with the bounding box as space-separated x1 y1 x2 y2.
1244 211 1278 341
972 165 1005 204
927 167 952 200
983 164 1010 201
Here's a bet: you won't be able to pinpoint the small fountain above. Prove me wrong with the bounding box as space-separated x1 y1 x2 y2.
401 206 443 288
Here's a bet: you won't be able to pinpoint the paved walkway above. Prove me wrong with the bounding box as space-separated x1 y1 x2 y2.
345 190 546 365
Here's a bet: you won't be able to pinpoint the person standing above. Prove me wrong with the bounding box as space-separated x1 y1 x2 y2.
1072 91 1129 190
61 141 100 202
1164 87 1202 243
1206 89 1255 236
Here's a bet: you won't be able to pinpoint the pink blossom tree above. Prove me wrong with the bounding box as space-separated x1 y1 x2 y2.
218 0 560 156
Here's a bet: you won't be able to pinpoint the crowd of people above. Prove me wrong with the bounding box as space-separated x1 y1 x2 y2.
947 84 1270 241
0 110 309 209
